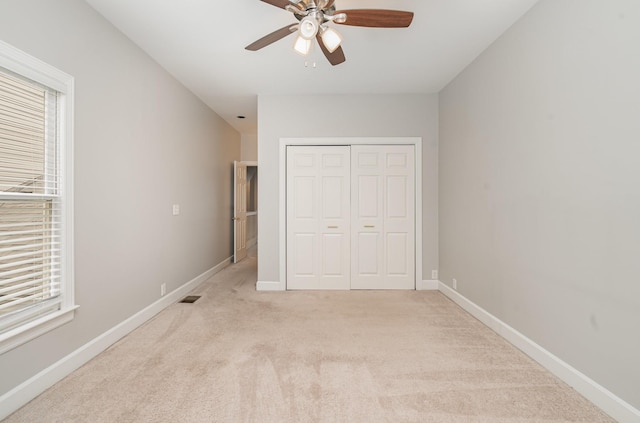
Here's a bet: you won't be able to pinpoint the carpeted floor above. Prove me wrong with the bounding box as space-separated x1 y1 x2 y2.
4 248 613 422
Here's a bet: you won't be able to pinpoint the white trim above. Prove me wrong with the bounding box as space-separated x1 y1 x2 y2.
2 261 636 422
0 307 79 355
277 139 287 292
278 137 423 292
0 257 232 421
438 282 640 423
414 141 423 290
0 40 72 93
417 280 439 290
0 40 76 353
60 56 75 338
256 280 282 291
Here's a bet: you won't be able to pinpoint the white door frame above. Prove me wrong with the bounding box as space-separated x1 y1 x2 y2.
273 137 422 291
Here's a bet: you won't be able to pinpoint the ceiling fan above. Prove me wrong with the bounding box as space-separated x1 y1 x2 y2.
245 0 414 66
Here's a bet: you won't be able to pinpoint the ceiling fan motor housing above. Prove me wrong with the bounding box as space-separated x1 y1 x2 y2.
291 0 336 21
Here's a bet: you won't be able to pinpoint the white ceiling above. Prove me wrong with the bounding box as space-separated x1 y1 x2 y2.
84 0 539 135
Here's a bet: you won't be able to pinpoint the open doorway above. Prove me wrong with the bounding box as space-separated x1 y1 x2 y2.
234 161 257 263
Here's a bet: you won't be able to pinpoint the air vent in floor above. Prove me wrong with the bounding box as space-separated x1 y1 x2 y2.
179 296 201 304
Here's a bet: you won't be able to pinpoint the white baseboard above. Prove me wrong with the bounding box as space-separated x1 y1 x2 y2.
256 280 284 291
0 256 232 421
4 268 637 422
438 282 640 423
417 279 440 290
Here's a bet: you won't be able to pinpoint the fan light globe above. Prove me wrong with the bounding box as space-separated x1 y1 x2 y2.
293 35 312 56
320 26 342 53
299 16 319 40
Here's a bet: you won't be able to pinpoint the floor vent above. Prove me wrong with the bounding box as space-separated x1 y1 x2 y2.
179 296 201 304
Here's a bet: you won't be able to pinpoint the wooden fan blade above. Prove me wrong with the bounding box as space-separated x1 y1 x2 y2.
334 9 414 28
316 34 346 66
245 25 297 51
260 0 298 9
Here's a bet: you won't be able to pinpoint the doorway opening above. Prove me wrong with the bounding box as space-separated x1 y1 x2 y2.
234 161 257 263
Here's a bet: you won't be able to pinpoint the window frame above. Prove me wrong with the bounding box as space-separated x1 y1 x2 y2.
0 40 75 354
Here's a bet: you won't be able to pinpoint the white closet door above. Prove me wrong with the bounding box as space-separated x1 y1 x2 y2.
351 145 415 289
286 146 351 290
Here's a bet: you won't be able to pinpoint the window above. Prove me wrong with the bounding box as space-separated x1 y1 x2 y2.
0 40 74 354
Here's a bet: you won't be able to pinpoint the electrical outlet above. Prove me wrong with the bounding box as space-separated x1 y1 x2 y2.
160 283 166 296
452 278 457 290
172 204 180 216
431 270 438 280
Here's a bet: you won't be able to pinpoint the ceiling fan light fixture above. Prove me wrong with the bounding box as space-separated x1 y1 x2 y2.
293 35 312 56
246 1 415 66
299 16 319 40
320 26 342 53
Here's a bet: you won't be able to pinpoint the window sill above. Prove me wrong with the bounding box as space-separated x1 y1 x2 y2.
0 306 79 355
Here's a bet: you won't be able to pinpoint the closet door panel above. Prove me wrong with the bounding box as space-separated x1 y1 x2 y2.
386 175 408 218
287 144 414 290
293 233 316 276
351 145 415 289
357 175 380 218
383 146 415 288
351 148 384 288
357 232 381 276
287 146 350 290
386 232 408 275
322 234 345 276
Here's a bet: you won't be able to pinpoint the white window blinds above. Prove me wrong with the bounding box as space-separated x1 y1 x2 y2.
0 69 62 334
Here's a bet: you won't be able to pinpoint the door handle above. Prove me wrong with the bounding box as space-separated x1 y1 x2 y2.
327 225 338 229
364 225 375 228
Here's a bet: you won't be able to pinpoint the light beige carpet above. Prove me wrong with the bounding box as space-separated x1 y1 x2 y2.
4 250 613 422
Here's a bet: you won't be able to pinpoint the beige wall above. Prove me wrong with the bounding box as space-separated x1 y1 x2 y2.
0 0 240 397
257 94 438 285
241 134 258 162
439 0 640 409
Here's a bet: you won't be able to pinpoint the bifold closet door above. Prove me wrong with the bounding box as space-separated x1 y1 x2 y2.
351 145 415 289
286 146 351 290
